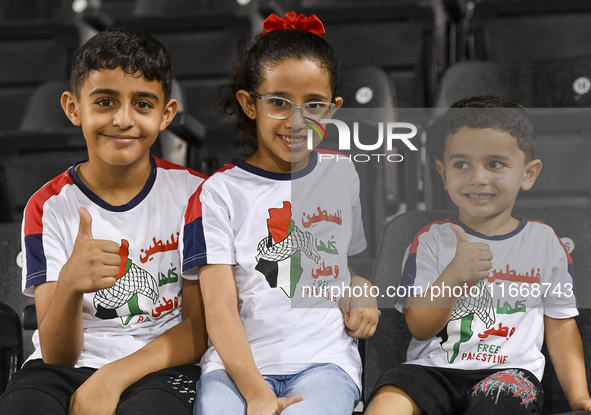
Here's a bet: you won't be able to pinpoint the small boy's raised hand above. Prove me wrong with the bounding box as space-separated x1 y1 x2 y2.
449 224 493 284
60 207 121 293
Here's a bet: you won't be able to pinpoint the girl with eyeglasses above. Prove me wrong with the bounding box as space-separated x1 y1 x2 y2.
181 12 378 415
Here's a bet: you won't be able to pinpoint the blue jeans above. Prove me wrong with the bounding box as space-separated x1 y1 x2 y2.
194 363 360 415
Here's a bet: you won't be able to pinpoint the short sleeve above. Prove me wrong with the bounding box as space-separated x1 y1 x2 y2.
22 206 70 296
347 164 367 256
180 181 236 278
396 229 442 313
543 234 578 319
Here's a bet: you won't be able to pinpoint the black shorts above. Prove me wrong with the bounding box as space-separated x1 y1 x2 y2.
0 359 200 415
369 364 544 415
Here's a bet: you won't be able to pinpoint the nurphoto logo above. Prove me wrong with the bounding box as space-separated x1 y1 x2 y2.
307 119 418 163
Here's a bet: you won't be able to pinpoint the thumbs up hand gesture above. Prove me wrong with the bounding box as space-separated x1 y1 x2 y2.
449 223 493 284
60 207 121 294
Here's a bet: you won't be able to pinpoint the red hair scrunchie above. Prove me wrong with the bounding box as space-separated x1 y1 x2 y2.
261 11 325 37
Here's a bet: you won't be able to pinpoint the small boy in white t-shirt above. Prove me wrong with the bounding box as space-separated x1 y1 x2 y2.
365 95 591 415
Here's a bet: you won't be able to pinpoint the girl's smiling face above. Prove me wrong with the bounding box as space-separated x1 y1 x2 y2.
236 58 342 173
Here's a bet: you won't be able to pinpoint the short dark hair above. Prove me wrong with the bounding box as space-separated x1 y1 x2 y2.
441 95 535 162
70 27 172 102
221 29 339 156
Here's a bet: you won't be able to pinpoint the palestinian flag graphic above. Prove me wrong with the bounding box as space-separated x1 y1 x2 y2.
94 239 159 324
439 279 495 363
255 201 320 298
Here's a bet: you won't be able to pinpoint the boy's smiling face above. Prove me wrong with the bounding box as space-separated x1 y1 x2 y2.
62 67 177 171
436 127 542 233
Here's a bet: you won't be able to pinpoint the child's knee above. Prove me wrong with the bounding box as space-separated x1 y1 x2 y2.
117 388 188 415
0 387 65 415
366 385 422 415
195 370 246 415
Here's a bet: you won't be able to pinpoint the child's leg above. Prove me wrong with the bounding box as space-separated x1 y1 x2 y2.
461 369 543 415
277 363 360 415
194 369 247 415
0 359 93 415
117 364 200 415
365 364 461 415
364 385 422 415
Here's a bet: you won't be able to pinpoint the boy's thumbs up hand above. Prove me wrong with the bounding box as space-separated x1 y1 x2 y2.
76 206 94 241
449 223 493 284
59 208 121 294
451 223 470 244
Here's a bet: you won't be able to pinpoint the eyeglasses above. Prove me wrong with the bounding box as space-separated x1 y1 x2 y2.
250 92 336 120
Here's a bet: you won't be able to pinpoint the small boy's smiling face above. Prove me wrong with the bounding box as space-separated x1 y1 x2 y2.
436 127 542 232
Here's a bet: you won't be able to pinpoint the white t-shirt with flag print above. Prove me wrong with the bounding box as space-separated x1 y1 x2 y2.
181 150 367 390
22 156 206 368
397 217 577 381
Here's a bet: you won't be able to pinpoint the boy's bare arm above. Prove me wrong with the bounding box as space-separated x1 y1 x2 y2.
545 316 591 411
199 264 302 415
405 224 492 340
68 278 208 415
35 208 120 368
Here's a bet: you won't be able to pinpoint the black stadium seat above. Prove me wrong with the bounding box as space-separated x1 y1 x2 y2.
0 222 34 365
423 62 591 212
0 22 79 132
81 4 255 172
0 303 23 395
365 208 591 414
435 60 591 109
316 66 400 278
423 108 591 213
298 0 448 108
0 79 86 223
469 0 591 62
0 76 207 223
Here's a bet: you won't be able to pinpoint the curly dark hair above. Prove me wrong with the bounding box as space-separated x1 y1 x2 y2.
441 95 535 162
220 29 339 156
70 27 172 102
